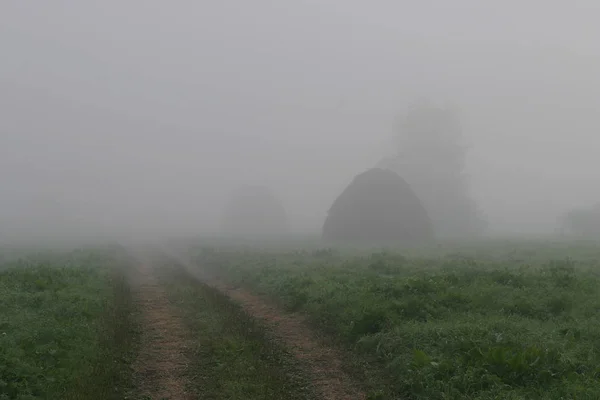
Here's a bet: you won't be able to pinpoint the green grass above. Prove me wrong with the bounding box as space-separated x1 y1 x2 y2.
156 258 317 400
0 248 138 400
192 241 600 400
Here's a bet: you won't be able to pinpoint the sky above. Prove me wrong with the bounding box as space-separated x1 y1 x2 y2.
2 1 600 240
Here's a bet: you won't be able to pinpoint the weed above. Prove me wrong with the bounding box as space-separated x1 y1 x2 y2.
193 241 600 399
0 248 137 400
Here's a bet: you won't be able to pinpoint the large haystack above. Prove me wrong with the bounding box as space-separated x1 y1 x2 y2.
221 185 288 236
322 168 434 245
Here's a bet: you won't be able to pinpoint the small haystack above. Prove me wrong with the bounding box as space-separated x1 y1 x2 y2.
221 185 287 236
322 168 434 245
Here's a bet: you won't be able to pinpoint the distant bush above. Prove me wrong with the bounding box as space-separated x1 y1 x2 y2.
221 185 288 237
323 168 434 246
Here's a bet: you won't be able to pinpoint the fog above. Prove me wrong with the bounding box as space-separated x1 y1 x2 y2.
2 1 600 242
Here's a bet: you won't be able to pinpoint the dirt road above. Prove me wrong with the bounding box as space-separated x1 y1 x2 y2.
163 250 366 400
129 253 194 400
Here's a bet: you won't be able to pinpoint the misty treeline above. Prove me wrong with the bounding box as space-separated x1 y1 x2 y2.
374 100 599 240
558 203 600 237
224 100 486 240
224 99 486 239
224 99 599 240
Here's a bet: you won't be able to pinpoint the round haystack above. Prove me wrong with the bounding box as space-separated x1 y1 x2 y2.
221 185 288 236
322 168 434 245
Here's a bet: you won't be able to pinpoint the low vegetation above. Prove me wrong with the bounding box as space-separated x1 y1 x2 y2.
194 241 600 399
6 240 600 399
0 248 137 400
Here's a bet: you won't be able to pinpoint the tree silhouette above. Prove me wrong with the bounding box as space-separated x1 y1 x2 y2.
377 100 486 237
558 203 600 237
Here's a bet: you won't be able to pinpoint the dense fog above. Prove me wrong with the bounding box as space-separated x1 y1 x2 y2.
2 1 600 242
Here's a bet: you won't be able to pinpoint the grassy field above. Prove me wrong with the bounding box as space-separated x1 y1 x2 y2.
5 239 600 399
0 248 137 400
155 256 317 400
192 240 600 400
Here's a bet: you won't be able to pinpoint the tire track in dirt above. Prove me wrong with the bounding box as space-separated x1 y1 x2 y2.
129 252 194 400
164 250 367 400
